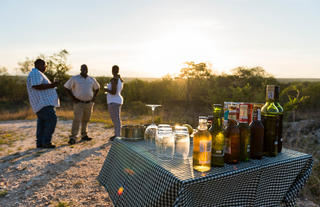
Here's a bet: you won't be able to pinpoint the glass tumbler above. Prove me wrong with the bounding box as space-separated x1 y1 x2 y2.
155 125 174 160
174 126 190 159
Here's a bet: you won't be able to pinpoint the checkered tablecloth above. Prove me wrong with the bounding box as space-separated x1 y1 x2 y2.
98 138 313 207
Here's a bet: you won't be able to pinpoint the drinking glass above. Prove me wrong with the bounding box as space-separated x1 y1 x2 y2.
144 104 161 148
155 125 174 160
174 126 190 160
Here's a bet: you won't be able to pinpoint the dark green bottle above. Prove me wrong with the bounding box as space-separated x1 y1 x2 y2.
209 104 225 167
261 85 279 157
238 103 251 162
274 86 284 153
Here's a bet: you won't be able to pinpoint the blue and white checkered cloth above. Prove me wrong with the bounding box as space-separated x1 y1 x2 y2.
98 139 313 207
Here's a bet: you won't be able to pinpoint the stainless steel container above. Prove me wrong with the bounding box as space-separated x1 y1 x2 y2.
121 125 145 138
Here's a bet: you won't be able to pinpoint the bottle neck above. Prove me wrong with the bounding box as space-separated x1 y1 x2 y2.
266 85 275 102
198 118 208 130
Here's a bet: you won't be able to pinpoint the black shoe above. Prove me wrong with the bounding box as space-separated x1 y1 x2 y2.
42 143 56 148
109 135 116 141
36 144 43 148
81 136 92 141
68 138 76 145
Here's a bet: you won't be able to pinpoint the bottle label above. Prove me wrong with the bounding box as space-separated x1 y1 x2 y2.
199 140 211 152
274 141 278 145
239 104 249 123
224 138 231 154
280 138 283 142
247 144 250 153
199 140 211 164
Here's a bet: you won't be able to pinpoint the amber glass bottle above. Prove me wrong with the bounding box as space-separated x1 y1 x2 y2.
250 107 264 159
274 86 284 153
193 116 212 172
224 106 240 164
261 85 279 157
239 103 251 162
209 104 225 167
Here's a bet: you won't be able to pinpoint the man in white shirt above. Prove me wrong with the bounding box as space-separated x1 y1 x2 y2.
26 59 60 148
64 64 100 144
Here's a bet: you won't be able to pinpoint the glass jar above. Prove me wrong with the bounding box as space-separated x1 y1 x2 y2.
155 125 174 160
174 126 190 159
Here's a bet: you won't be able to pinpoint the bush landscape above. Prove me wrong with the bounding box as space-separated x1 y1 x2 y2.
0 50 319 206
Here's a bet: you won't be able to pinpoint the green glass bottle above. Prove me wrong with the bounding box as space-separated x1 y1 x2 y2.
239 103 251 162
209 104 225 167
261 85 279 157
274 86 284 153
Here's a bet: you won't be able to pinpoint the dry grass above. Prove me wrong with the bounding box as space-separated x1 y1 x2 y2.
0 106 152 127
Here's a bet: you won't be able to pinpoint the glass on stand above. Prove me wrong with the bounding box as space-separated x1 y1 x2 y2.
144 104 161 149
155 125 174 161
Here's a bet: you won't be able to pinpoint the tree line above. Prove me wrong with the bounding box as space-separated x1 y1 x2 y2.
0 50 318 125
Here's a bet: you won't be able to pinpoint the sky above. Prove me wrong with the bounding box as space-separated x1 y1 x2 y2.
0 0 319 78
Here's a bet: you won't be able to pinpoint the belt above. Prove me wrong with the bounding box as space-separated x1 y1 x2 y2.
79 100 91 103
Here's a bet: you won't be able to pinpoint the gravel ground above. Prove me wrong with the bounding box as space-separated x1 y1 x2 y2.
0 120 318 207
0 120 113 207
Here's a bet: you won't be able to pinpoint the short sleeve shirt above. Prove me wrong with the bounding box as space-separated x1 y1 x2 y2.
26 68 60 113
64 75 100 101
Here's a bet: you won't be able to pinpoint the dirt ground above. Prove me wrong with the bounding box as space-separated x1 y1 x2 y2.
0 120 113 207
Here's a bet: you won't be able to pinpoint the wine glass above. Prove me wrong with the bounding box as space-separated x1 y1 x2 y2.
144 104 161 149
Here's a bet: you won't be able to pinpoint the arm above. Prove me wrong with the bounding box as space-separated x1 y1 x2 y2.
105 78 118 95
91 88 99 102
32 82 57 90
64 87 80 103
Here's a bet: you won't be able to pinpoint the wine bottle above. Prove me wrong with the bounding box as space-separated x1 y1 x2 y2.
193 116 212 172
261 85 279 157
209 104 225 167
224 105 240 164
239 103 251 162
250 107 264 159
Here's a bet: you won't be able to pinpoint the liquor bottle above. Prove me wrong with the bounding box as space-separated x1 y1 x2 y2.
249 107 264 159
209 104 225 167
261 85 279 157
193 116 212 172
207 115 214 130
238 103 251 162
274 86 284 153
224 105 240 164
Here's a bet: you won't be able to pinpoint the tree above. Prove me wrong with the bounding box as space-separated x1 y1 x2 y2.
18 49 71 80
282 85 310 122
179 61 213 105
18 49 72 101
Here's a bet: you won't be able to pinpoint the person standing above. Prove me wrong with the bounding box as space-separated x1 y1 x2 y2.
26 59 60 148
105 65 124 141
64 64 100 144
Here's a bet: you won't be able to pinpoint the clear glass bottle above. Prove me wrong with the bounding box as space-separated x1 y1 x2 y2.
239 103 251 162
193 116 212 172
261 85 279 157
250 107 264 159
209 104 225 167
274 86 284 153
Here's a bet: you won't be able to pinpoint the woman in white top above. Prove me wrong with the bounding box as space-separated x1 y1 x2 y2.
105 65 124 140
